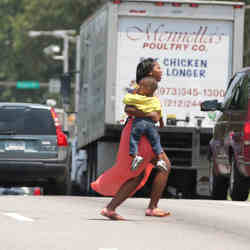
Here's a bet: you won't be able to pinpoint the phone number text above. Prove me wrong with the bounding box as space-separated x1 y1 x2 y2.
161 99 202 108
156 87 225 98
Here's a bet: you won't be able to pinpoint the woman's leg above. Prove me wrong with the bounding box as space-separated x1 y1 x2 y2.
106 171 145 211
147 152 171 210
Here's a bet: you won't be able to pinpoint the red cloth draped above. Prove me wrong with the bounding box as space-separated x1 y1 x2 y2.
91 118 155 196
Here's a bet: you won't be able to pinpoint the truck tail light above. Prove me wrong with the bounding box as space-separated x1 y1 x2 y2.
155 2 164 6
234 5 243 9
50 108 68 147
172 3 182 7
189 3 199 8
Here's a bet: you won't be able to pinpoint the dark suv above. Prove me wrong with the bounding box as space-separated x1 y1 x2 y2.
201 67 250 201
0 103 71 195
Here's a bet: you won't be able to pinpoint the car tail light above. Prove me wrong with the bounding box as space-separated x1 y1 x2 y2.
57 129 68 146
172 2 182 7
50 108 68 147
50 108 61 129
229 131 234 139
243 122 250 159
244 122 250 143
33 187 41 196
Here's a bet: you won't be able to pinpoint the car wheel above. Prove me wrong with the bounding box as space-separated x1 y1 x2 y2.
44 170 71 195
229 156 249 201
209 159 228 200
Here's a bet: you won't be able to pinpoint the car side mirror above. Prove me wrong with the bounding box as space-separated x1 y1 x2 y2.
200 99 223 112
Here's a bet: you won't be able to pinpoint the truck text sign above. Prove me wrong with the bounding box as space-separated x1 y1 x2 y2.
116 17 233 127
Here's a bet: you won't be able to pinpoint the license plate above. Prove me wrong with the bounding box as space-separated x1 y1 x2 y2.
5 141 25 151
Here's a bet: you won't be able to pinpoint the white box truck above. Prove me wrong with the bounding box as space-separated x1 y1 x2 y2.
75 0 245 197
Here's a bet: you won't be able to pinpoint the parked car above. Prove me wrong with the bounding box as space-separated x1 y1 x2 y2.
0 187 42 196
0 103 72 195
201 67 250 201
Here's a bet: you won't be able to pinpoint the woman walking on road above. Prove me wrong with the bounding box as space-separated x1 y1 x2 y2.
91 58 171 220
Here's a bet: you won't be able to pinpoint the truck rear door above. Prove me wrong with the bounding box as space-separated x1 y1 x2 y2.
114 2 235 128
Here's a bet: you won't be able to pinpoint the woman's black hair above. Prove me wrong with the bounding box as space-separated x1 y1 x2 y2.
136 58 156 84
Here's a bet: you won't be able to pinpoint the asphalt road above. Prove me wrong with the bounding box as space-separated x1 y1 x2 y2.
0 196 250 250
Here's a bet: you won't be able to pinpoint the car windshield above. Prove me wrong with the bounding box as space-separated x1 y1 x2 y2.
0 106 56 135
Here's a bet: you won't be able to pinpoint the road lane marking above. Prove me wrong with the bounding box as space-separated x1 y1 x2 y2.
99 248 118 250
219 201 250 207
3 212 34 222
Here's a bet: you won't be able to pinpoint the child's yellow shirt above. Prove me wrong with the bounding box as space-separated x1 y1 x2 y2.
123 93 163 117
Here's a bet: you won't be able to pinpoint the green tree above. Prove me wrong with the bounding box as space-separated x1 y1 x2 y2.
0 0 106 108
1 0 249 107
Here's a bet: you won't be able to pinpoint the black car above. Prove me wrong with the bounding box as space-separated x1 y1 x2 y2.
201 67 250 201
0 103 71 195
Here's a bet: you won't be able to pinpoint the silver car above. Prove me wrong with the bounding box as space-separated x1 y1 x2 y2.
0 103 71 195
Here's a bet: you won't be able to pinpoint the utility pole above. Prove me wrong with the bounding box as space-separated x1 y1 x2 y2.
28 30 77 112
75 36 80 114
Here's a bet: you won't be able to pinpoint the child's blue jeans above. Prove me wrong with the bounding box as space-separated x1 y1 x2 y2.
129 117 163 156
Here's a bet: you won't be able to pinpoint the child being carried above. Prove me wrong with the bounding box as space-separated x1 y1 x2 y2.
123 76 168 172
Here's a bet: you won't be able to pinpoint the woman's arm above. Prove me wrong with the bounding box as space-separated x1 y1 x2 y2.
125 105 146 118
124 105 161 122
159 117 164 128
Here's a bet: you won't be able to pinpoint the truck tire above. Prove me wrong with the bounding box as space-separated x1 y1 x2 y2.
209 160 228 200
71 181 80 195
180 170 197 199
229 156 249 201
79 172 88 195
86 142 98 195
165 169 197 199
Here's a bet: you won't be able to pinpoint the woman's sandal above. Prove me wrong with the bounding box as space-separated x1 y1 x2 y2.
145 208 171 217
100 208 125 221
